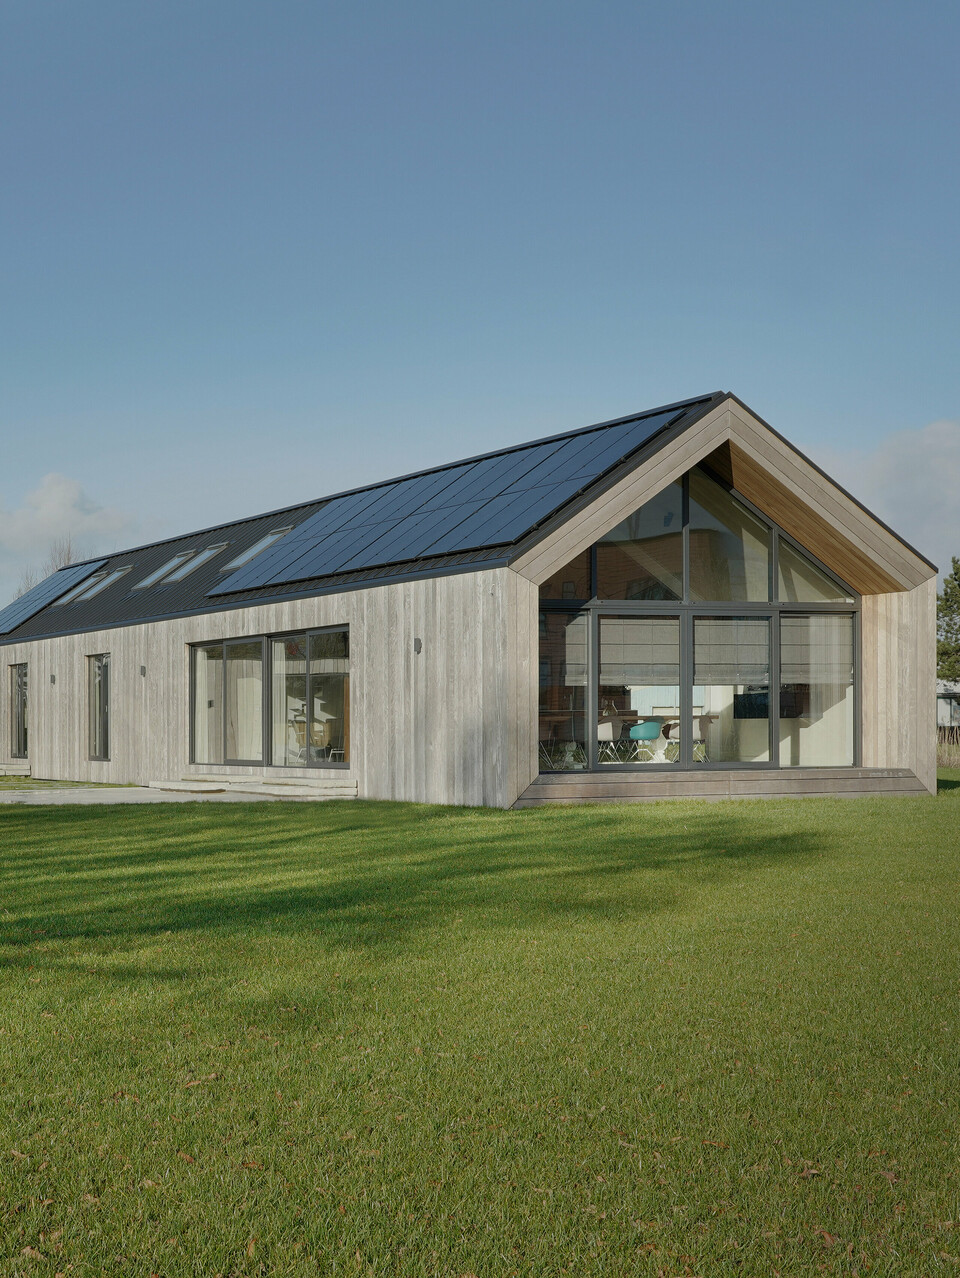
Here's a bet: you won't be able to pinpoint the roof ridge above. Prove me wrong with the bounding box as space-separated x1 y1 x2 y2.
67 393 722 566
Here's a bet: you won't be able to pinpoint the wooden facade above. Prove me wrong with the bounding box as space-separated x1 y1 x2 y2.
0 396 937 806
0 568 539 808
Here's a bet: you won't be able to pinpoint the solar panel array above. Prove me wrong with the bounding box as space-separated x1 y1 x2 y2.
0 561 107 636
210 405 689 595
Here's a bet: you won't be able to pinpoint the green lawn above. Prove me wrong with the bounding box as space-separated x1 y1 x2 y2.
2 781 959 1277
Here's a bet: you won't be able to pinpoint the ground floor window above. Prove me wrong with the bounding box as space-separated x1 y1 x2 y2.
10 663 27 758
779 613 855 767
88 653 110 760
539 608 855 770
692 616 771 764
191 627 349 767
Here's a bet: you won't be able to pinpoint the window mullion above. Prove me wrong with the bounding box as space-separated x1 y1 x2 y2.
682 473 690 602
770 610 780 767
681 612 693 767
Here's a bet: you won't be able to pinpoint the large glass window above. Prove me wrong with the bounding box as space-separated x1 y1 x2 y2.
598 617 681 764
88 654 110 761
693 618 771 763
537 460 859 771
225 641 264 762
596 480 683 601
271 635 308 765
308 632 349 762
538 550 591 602
780 614 855 766
10 664 27 759
538 612 587 770
192 628 349 768
777 540 855 604
688 468 770 602
193 644 224 764
270 631 350 765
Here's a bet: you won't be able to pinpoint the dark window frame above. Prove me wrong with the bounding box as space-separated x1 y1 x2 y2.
189 625 350 770
87 653 110 761
10 663 27 759
539 466 861 771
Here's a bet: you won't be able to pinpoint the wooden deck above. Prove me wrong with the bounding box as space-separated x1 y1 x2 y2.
513 767 929 807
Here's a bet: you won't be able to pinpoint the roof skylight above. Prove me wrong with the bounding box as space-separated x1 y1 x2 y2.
163 543 229 582
222 528 293 571
134 551 196 589
54 571 109 604
71 566 133 601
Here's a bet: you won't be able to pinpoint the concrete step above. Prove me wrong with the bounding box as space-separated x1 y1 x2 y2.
150 777 358 800
0 763 31 777
515 767 926 807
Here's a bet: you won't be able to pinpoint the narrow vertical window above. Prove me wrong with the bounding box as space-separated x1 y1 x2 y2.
780 614 855 766
308 631 349 763
88 654 110 760
192 644 225 764
10 664 28 759
225 640 264 762
270 635 308 766
538 612 588 770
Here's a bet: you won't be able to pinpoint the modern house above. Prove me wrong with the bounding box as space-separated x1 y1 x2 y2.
0 393 937 806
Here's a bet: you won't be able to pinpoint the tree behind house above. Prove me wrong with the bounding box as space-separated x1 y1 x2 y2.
938 556 960 682
14 534 79 599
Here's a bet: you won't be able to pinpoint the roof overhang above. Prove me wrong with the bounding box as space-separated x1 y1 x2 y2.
509 395 935 594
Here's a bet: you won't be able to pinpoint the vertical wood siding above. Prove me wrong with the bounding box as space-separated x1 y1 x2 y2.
0 567 540 809
860 577 937 793
0 554 936 803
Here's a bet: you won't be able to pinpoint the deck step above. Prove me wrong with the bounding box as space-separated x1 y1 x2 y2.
0 763 31 777
514 767 927 807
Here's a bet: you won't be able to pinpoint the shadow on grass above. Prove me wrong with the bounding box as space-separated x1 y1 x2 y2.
0 800 825 959
937 774 960 792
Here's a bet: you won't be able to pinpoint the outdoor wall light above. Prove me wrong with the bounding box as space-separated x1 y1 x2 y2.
50 674 56 685
413 637 423 655
140 665 147 677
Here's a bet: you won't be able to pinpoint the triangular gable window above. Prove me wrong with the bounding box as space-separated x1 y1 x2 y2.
539 464 857 603
777 538 854 603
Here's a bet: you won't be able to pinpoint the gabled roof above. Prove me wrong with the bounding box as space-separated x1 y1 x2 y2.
0 393 722 642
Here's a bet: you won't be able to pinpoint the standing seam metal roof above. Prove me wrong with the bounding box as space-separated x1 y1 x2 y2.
0 393 722 643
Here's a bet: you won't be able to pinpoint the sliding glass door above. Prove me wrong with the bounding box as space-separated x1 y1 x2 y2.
597 616 681 764
692 617 771 764
779 614 854 766
540 604 856 771
538 612 588 770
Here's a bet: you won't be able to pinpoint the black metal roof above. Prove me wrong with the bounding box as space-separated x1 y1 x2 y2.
0 393 723 643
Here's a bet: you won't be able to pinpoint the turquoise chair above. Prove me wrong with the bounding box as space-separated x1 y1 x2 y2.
629 718 663 762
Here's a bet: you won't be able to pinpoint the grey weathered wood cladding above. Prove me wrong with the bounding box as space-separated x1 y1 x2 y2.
0 568 539 808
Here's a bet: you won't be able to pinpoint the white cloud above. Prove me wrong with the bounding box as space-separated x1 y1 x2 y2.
815 419 960 581
0 474 136 606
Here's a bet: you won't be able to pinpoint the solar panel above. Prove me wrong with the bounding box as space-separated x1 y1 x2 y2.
0 561 108 636
209 401 702 595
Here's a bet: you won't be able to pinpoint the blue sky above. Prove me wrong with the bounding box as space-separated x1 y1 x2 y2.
1 0 958 603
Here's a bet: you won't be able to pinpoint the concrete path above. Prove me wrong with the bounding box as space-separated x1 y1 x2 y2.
0 787 293 806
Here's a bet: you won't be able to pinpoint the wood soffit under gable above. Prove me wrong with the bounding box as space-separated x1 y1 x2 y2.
703 440 901 595
509 400 934 595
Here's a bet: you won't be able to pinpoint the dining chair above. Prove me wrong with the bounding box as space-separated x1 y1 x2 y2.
629 718 663 762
